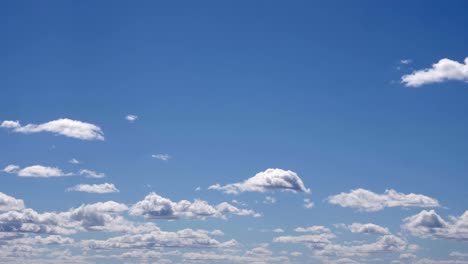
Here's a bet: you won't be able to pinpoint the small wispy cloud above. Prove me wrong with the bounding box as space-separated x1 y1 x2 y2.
79 169 106 179
303 198 314 209
69 158 80 164
151 154 171 161
125 115 138 122
400 59 412 64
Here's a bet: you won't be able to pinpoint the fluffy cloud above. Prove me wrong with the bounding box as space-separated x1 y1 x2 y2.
327 188 440 212
66 183 119 194
129 192 258 220
0 192 25 211
79 169 105 178
3 165 72 178
346 223 391 235
402 210 468 241
274 233 336 249
401 57 468 87
0 118 104 141
151 154 171 161
208 168 310 194
125 115 138 122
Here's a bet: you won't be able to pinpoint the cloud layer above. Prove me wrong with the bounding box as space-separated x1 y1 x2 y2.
401 57 468 87
1 118 104 140
209 168 310 194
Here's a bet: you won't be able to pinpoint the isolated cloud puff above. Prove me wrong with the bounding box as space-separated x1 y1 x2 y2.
0 192 25 211
68 158 80 164
402 210 468 241
79 169 105 178
0 118 104 140
346 223 391 235
294 226 331 233
130 192 258 220
66 183 119 194
3 164 72 178
151 154 171 161
401 57 468 87
125 115 138 122
327 188 440 212
208 168 310 194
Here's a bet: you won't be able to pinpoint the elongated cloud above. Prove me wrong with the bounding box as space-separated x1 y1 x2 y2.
0 192 25 211
125 115 138 122
347 223 391 235
66 183 119 194
402 210 468 241
130 192 259 220
401 57 468 87
294 226 331 233
79 169 105 178
3 164 72 178
1 118 104 140
208 168 310 194
327 188 440 212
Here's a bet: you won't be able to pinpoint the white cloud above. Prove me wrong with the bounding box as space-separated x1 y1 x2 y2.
129 192 258 220
450 251 468 258
79 169 105 178
274 233 336 248
400 59 412 65
0 118 104 140
328 188 440 212
303 198 314 209
273 228 284 233
68 159 80 164
346 223 391 235
125 115 138 122
0 192 25 211
2 165 20 174
208 168 310 194
294 226 331 233
66 183 119 194
401 57 468 87
152 154 171 161
0 120 20 128
3 165 72 178
402 210 468 241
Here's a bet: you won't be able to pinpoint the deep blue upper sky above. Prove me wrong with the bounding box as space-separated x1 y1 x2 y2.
0 1 467 264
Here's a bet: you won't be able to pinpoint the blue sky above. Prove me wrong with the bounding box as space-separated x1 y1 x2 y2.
1 1 468 263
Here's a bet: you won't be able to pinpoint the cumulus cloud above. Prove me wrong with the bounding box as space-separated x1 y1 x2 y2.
79 169 105 178
151 154 171 161
0 192 25 211
129 192 258 220
208 168 310 194
125 115 138 122
327 188 440 212
3 165 72 178
0 118 104 140
66 183 119 194
401 57 468 87
274 233 336 248
346 223 391 235
402 210 468 241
